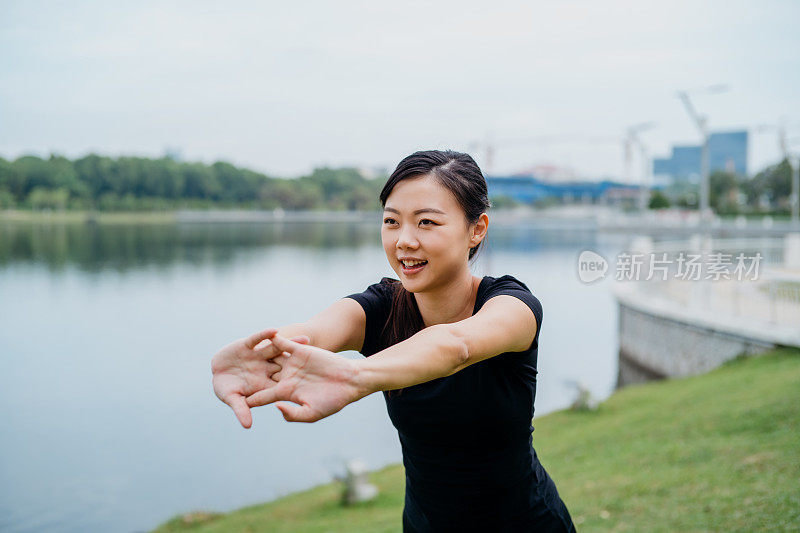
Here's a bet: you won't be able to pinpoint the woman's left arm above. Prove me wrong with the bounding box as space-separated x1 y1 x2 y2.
356 294 537 393
244 295 536 422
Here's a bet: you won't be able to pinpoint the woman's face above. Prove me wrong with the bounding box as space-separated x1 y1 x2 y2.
381 174 482 292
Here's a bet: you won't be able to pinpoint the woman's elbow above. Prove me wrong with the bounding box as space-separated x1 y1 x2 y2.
434 324 470 372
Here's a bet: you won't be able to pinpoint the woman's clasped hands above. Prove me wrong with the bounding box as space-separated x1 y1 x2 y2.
211 328 367 428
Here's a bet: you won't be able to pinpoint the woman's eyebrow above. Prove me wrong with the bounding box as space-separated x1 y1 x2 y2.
384 207 446 215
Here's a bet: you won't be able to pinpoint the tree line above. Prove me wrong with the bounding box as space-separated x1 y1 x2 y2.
649 158 797 215
0 154 386 211
1 153 795 215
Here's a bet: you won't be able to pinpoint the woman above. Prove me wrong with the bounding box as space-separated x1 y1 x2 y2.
211 150 576 532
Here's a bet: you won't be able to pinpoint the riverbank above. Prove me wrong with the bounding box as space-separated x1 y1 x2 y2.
0 208 177 224
153 347 799 532
5 207 800 235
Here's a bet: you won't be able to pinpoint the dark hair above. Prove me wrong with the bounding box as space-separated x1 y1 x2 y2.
378 150 491 394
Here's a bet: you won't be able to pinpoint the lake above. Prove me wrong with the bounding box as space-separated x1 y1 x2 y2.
0 216 632 532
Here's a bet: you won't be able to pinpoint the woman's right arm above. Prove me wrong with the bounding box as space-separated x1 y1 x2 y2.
279 297 367 354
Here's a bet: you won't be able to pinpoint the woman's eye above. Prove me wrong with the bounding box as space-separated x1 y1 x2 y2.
383 218 436 226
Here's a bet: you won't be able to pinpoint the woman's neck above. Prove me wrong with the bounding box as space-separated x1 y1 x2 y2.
413 271 482 328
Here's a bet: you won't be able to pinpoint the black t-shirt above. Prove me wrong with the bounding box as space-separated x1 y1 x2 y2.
345 275 575 532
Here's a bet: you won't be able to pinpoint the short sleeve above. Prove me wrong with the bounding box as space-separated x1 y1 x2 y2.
343 277 397 356
483 275 543 352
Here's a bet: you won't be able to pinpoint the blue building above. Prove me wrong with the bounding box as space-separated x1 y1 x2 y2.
653 130 748 183
486 175 641 205
709 131 747 175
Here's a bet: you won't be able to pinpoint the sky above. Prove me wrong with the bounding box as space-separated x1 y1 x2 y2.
2 0 799 183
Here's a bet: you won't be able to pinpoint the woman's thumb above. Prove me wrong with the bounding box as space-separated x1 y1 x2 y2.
291 335 310 344
276 401 314 422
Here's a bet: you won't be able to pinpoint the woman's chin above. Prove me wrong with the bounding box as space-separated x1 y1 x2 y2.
398 274 433 293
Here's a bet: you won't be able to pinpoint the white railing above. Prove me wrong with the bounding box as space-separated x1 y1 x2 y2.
618 235 800 327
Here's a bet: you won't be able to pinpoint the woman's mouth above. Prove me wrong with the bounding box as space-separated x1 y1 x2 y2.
400 259 428 275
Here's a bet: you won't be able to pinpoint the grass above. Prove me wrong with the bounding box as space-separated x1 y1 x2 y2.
153 347 800 532
154 465 407 533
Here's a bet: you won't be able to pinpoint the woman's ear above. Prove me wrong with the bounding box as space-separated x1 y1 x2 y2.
470 213 489 247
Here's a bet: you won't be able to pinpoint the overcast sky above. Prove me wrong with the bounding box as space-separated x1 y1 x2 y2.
2 0 799 182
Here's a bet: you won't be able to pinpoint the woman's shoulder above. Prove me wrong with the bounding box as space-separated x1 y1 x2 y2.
484 274 534 294
372 276 400 296
344 276 398 305
481 274 542 321
489 273 528 285
343 277 400 357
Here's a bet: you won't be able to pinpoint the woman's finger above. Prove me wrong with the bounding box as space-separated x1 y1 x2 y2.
265 361 281 375
268 334 301 356
227 394 253 429
276 401 317 423
245 386 283 408
244 328 278 350
254 334 309 359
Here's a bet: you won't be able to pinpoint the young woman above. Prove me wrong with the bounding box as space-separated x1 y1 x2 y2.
211 150 576 532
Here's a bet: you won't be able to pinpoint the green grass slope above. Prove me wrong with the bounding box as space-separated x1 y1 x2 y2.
154 348 800 532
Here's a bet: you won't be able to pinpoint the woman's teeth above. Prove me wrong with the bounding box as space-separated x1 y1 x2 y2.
401 260 428 274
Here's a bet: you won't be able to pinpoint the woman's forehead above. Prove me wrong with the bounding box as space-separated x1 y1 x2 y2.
385 176 458 213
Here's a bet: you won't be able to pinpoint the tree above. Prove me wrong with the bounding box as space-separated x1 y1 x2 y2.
181 163 220 200
709 170 739 213
648 190 670 209
0 152 385 211
27 187 69 210
742 158 791 210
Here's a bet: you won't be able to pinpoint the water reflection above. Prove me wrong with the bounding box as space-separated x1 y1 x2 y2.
0 221 382 272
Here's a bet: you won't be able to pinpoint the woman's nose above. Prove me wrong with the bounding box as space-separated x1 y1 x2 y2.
396 226 419 249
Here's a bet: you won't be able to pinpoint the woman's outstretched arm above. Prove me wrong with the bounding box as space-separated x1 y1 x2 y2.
244 294 537 422
358 294 538 392
278 298 368 353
